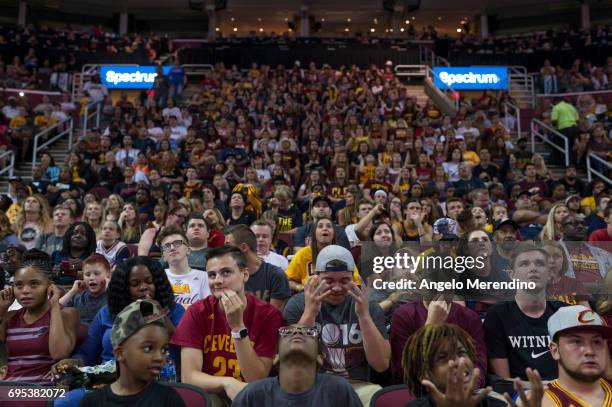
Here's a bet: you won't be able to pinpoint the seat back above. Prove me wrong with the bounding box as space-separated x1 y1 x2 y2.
277 232 293 250
126 244 138 257
163 382 210 407
370 384 415 407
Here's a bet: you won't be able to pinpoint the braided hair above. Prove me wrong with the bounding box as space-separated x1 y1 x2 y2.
107 256 175 319
402 323 476 397
19 249 54 280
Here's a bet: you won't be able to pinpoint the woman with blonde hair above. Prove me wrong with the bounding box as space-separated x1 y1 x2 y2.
83 201 105 238
203 208 226 248
539 203 569 241
15 194 52 250
532 153 551 180
543 240 588 306
103 194 124 222
118 202 144 244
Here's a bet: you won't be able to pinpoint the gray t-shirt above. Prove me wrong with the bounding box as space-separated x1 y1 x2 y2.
187 248 209 270
38 233 65 256
66 291 108 326
283 293 388 381
233 373 362 407
245 262 291 303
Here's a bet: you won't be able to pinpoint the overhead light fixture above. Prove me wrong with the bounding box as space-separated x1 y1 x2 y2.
412 16 415 20
389 28 393 32
374 18 378 24
456 28 462 32
347 18 351 22
370 28 375 32
405 20 409 24
259 28 263 32
460 20 466 24
400 27 405 32
233 27 238 32
288 28 293 32
215 27 220 31
438 16 442 21
284 17 288 22
345 27 350 32
321 18 325 22
257 17 261 22
385 29 389 33
230 17 235 22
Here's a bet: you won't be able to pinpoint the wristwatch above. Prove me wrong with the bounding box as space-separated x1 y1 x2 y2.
231 328 249 340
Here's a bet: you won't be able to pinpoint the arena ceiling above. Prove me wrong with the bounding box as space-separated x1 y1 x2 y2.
2 0 608 35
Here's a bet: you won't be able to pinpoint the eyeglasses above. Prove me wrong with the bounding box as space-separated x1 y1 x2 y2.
278 326 318 338
161 239 186 252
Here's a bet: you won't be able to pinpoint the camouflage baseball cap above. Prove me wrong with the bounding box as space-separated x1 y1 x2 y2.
111 300 167 349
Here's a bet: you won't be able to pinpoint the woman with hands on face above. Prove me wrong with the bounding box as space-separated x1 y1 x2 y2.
0 249 79 384
403 323 544 407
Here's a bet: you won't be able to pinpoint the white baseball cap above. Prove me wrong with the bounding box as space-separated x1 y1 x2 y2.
548 305 612 340
315 245 355 273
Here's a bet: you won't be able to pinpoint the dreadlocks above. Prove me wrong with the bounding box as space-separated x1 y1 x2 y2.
402 323 476 397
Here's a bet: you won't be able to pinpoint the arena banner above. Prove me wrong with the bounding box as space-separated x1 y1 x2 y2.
433 66 509 90
100 65 172 89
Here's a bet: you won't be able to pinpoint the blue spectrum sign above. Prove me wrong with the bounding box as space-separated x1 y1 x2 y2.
433 66 508 90
100 66 172 89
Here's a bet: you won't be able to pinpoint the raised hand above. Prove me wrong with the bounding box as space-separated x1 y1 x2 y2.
503 368 544 407
69 280 86 295
47 285 63 308
220 290 245 331
302 275 331 318
425 299 452 325
348 276 371 319
0 287 15 314
422 359 490 407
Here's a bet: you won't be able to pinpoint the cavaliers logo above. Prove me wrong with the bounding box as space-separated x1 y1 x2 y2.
577 309 596 324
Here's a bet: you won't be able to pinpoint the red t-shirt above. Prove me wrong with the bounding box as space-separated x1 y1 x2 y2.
207 229 225 249
588 228 612 243
170 293 283 381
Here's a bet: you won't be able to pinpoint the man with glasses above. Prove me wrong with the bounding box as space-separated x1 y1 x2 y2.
171 245 283 406
233 324 362 406
560 215 612 286
283 244 389 406
158 224 210 308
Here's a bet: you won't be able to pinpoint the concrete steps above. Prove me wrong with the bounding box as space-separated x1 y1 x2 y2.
1 138 71 193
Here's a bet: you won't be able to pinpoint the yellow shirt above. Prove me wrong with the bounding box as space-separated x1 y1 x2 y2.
9 116 25 129
6 203 22 225
286 246 360 285
581 196 596 211
462 151 481 166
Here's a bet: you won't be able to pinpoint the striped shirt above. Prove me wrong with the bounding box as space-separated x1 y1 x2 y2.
5 307 56 384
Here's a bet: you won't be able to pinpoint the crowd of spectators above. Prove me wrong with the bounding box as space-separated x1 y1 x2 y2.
539 56 612 94
0 24 167 90
0 58 611 406
450 25 612 55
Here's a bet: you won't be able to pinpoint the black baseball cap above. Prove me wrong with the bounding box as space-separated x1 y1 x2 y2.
494 218 519 232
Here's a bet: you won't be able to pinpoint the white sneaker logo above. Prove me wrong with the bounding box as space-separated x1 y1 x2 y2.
531 350 549 359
